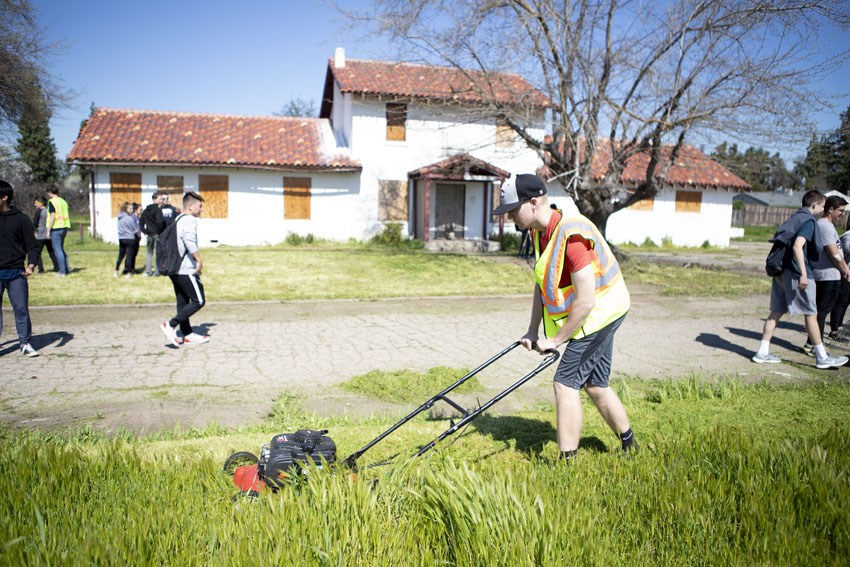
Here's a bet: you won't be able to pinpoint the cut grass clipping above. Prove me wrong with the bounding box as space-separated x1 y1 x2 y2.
341 366 481 403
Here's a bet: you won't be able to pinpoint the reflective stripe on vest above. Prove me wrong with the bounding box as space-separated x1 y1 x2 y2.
49 197 70 229
533 212 630 339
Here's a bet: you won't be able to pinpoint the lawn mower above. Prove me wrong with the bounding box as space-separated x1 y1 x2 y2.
223 341 559 496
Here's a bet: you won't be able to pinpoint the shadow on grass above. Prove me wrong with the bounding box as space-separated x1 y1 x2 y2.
473 415 554 456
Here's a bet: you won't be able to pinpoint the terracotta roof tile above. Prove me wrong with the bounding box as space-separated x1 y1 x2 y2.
329 59 550 107
540 140 750 191
68 108 361 170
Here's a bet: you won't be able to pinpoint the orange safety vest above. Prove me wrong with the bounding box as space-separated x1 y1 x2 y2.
533 212 630 339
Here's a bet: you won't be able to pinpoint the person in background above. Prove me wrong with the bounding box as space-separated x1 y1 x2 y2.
141 192 165 277
752 190 848 369
130 202 142 273
829 212 850 341
806 195 850 355
0 180 40 357
160 191 209 347
45 186 70 276
160 193 178 226
32 197 56 273
115 202 138 277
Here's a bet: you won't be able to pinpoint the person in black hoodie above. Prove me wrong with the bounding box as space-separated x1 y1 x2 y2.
0 180 40 357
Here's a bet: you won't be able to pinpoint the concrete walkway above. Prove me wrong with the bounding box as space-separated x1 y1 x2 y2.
2 280 842 433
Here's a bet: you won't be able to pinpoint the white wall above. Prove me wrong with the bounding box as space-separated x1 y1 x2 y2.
342 96 545 239
605 189 736 248
90 166 362 245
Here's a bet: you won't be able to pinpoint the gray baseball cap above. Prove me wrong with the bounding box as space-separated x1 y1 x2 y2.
492 174 547 215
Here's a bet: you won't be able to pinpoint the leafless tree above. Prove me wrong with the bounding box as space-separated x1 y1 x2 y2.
341 0 850 231
0 0 67 141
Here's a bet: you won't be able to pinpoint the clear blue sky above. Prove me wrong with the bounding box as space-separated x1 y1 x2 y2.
35 0 387 158
33 0 850 164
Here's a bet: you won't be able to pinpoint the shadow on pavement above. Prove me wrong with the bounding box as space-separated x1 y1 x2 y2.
192 322 217 335
35 331 74 350
696 331 754 359
726 325 803 354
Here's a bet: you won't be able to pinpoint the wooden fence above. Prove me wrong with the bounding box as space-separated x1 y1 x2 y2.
732 205 795 227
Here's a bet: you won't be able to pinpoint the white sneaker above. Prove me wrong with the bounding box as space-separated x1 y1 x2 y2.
751 352 781 364
21 344 39 357
183 333 210 345
160 322 180 347
816 354 848 369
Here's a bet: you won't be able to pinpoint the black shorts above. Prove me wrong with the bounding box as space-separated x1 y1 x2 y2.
553 314 627 390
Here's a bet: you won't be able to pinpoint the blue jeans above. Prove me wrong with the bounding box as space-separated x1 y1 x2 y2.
51 228 70 275
0 271 32 347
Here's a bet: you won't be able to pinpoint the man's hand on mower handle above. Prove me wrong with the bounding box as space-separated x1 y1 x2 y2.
519 333 538 352
533 338 559 354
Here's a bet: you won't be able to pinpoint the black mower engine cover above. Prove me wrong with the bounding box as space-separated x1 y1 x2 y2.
260 429 337 489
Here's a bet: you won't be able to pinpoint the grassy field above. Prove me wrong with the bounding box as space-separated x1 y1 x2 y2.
27 229 771 305
0 375 846 565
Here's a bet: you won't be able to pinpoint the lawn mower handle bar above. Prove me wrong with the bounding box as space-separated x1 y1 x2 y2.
342 341 560 469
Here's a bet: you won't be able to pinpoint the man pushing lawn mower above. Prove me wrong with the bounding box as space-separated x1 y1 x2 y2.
494 174 637 463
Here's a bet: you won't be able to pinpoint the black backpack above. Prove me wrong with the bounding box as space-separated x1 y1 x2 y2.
765 237 788 277
157 214 187 275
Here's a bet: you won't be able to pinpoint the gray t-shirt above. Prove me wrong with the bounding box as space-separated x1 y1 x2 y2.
175 214 200 275
813 217 842 281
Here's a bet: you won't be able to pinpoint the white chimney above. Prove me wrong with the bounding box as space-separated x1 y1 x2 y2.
334 47 346 69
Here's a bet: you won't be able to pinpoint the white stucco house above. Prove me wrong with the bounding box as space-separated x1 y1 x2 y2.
68 47 747 248
68 48 549 247
602 144 751 248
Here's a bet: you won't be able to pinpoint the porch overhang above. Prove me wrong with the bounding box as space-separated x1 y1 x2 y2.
408 153 509 242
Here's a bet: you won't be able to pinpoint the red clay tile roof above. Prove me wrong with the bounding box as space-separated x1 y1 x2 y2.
68 108 361 171
409 152 510 180
540 140 750 191
326 59 551 108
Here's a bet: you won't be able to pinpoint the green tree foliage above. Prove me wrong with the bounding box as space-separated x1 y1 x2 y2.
795 105 850 193
710 142 800 192
15 96 58 184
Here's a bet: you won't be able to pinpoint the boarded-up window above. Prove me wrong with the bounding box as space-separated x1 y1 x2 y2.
198 174 228 219
379 180 408 221
110 173 142 216
629 197 654 211
675 191 702 213
386 103 407 141
157 175 184 200
496 121 515 149
284 177 311 220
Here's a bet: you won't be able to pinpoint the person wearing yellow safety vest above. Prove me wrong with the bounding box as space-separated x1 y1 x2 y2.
45 186 71 276
493 173 637 463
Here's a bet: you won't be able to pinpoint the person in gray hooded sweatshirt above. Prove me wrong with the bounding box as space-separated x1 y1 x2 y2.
115 202 139 277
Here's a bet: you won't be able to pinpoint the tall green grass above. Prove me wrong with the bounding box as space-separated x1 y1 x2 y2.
1 377 847 565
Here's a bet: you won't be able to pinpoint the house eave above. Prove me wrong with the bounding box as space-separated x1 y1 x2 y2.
69 159 362 174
